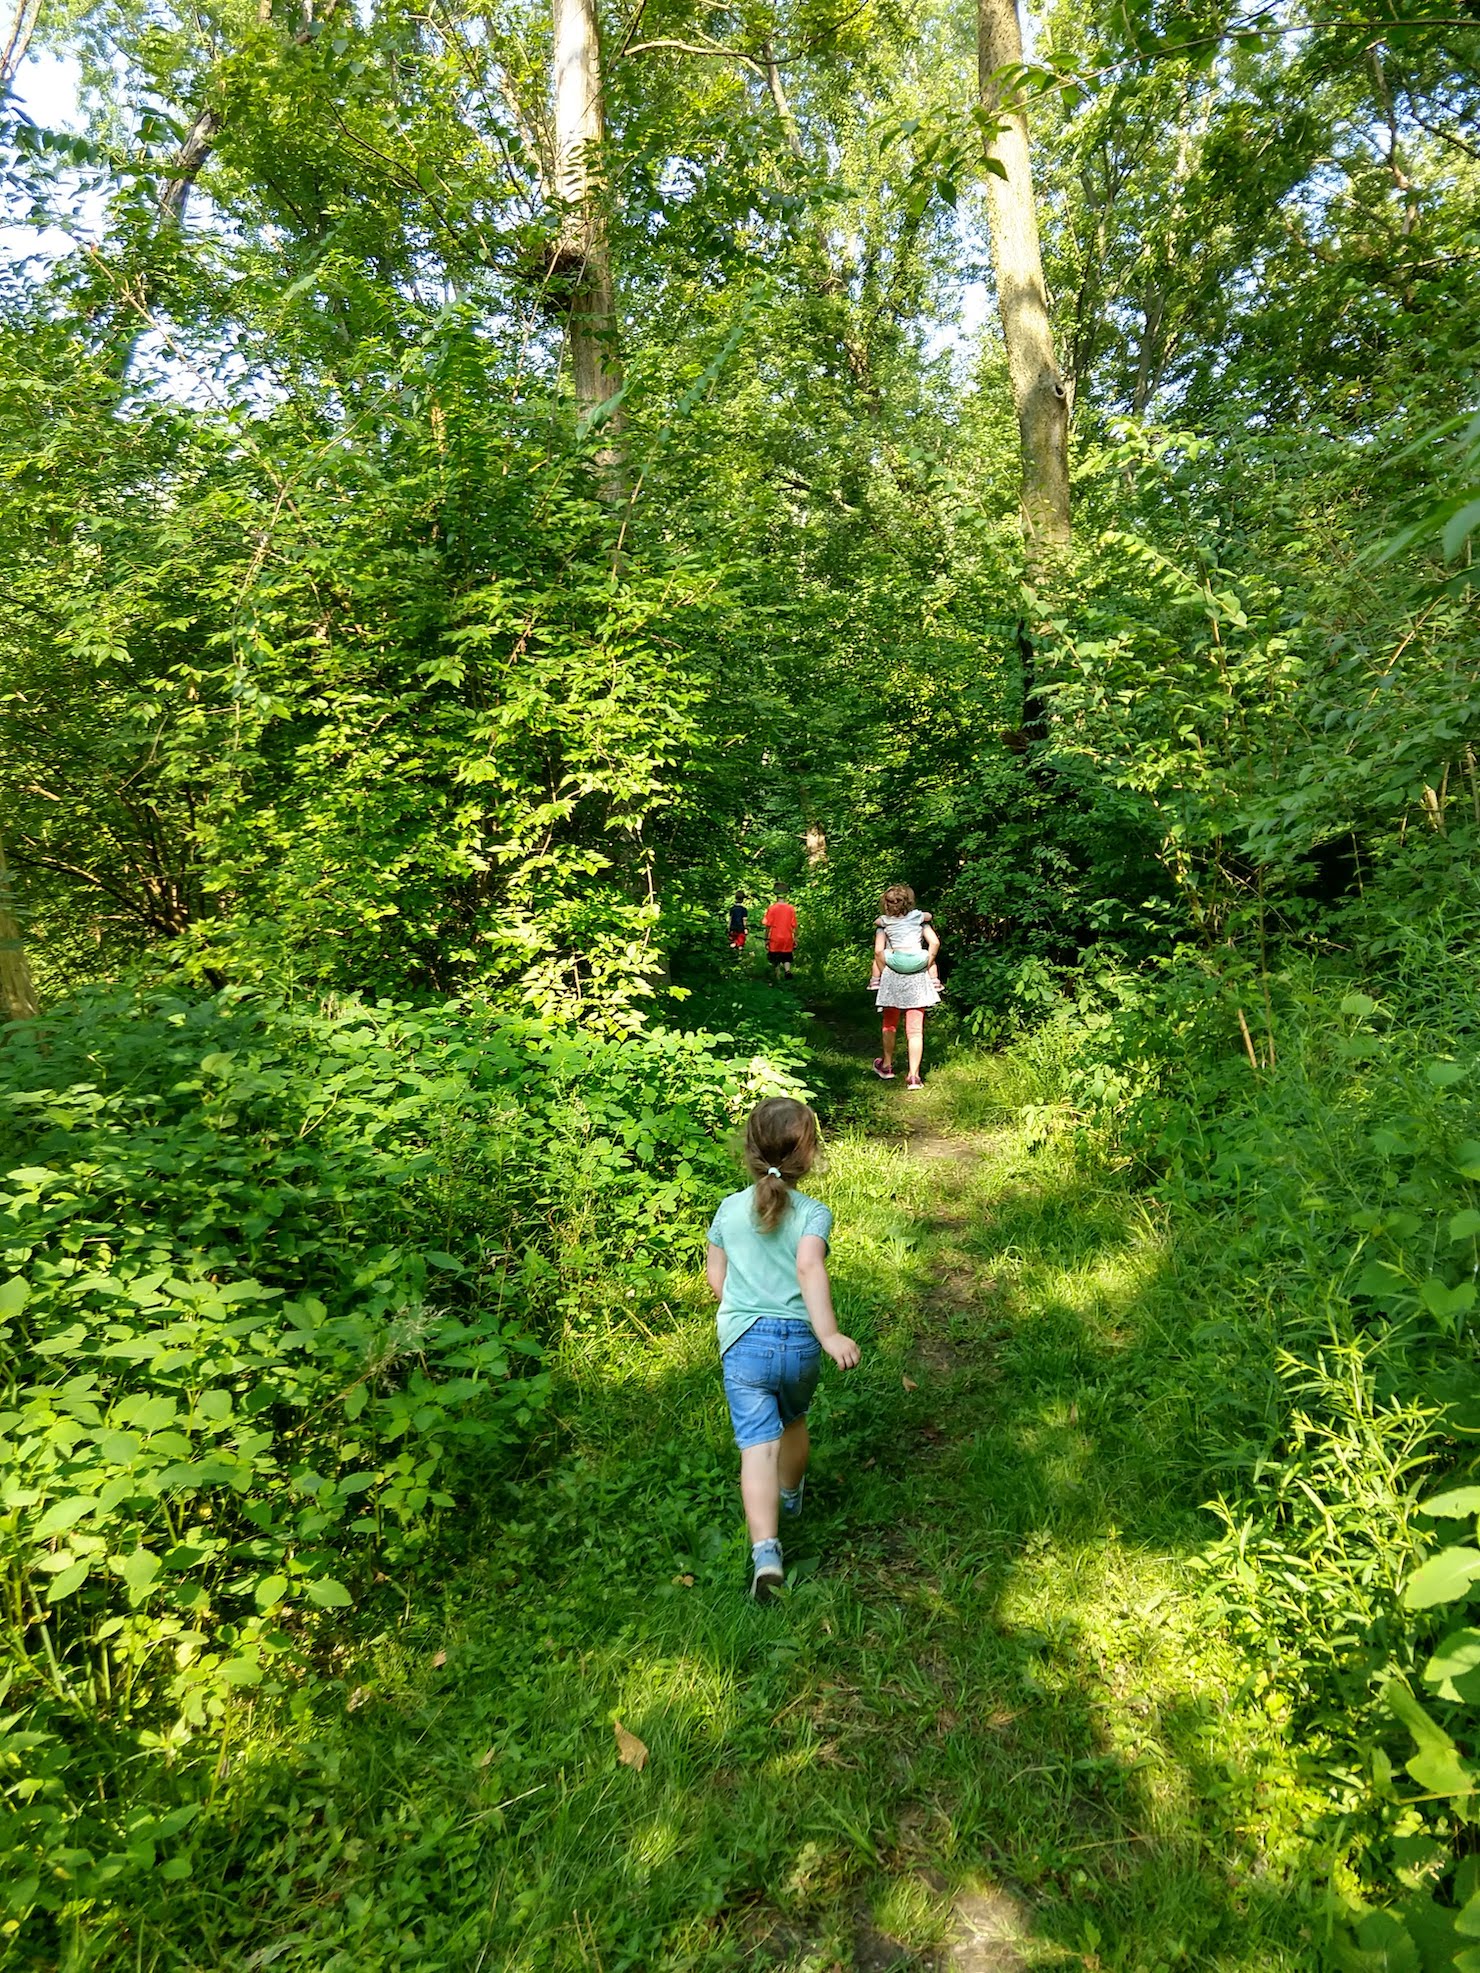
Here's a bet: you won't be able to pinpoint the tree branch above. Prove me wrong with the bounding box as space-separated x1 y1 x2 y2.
620 36 769 77
761 40 806 162
615 0 651 58
1403 99 1480 162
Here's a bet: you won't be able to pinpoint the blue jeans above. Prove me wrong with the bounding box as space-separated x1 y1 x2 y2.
721 1317 821 1450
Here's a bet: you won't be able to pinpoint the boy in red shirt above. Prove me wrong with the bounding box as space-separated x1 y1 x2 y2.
762 891 797 978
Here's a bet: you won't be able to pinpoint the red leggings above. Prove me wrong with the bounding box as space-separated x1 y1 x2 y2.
881 1007 924 1038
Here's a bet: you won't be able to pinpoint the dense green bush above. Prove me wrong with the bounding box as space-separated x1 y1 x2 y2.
1006 896 1480 1965
0 983 793 1944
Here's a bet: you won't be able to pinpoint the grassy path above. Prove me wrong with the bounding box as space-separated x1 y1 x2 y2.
190 1005 1321 1972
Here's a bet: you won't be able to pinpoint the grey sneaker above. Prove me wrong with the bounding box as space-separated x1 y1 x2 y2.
750 1539 785 1602
781 1476 806 1518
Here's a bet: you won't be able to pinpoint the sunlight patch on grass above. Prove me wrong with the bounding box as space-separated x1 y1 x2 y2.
1024 1241 1169 1334
871 1868 951 1946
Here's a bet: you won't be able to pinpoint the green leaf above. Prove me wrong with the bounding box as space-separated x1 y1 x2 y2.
1341 993 1377 1017
1450 1211 1480 1241
306 1577 352 1609
1421 1488 1480 1519
33 1495 98 1539
1428 1060 1467 1087
1350 1908 1423 1973
120 1548 162 1602
46 1559 91 1601
253 1572 289 1611
1458 1142 1480 1181
1421 1278 1475 1320
1399 1891 1461 1962
1423 1626 1480 1701
1330 1909 1424 1972
1355 1261 1408 1304
0 1276 29 1318
1388 1680 1480 1797
1442 496 1480 561
1406 1546 1480 1608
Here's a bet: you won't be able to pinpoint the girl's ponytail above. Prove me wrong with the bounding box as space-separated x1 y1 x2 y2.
743 1098 819 1232
752 1165 790 1233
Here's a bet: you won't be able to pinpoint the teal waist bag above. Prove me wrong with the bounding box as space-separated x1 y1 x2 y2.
884 949 930 975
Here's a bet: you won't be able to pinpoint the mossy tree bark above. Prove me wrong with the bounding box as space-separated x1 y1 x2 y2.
978 0 1070 556
552 0 628 504
979 0 1069 745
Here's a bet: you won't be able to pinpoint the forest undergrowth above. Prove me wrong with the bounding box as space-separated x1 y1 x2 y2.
6 978 1352 1973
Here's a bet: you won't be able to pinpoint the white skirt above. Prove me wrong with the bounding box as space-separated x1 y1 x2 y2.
875 965 940 1010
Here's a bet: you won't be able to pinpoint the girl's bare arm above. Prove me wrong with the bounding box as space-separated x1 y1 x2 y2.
869 927 886 987
796 1234 860 1368
706 1243 727 1300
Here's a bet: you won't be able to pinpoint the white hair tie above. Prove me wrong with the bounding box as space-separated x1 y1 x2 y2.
765 1165 781 1178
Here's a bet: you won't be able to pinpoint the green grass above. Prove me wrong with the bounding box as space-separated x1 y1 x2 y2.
56 1003 1330 1972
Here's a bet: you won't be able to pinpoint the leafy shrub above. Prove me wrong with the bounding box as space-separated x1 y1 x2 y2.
0 982 787 1944
1006 906 1480 1962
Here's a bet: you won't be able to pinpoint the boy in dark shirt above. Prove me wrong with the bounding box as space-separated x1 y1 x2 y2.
728 894 749 950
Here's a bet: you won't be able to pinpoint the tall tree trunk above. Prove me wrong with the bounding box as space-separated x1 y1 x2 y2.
978 0 1070 556
552 0 628 501
0 0 42 92
0 836 40 1024
1131 285 1164 415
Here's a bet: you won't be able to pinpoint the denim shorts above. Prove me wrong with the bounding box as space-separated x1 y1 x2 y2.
721 1317 821 1450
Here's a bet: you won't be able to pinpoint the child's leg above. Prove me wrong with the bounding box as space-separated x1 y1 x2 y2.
905 1006 925 1081
880 1006 899 1070
778 1416 810 1492
738 1438 782 1544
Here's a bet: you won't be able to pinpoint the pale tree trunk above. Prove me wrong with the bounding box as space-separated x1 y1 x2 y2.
0 837 40 1024
552 0 627 501
1 0 42 92
978 0 1070 557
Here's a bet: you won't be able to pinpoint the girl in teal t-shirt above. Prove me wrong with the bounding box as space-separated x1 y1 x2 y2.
705 1097 861 1600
